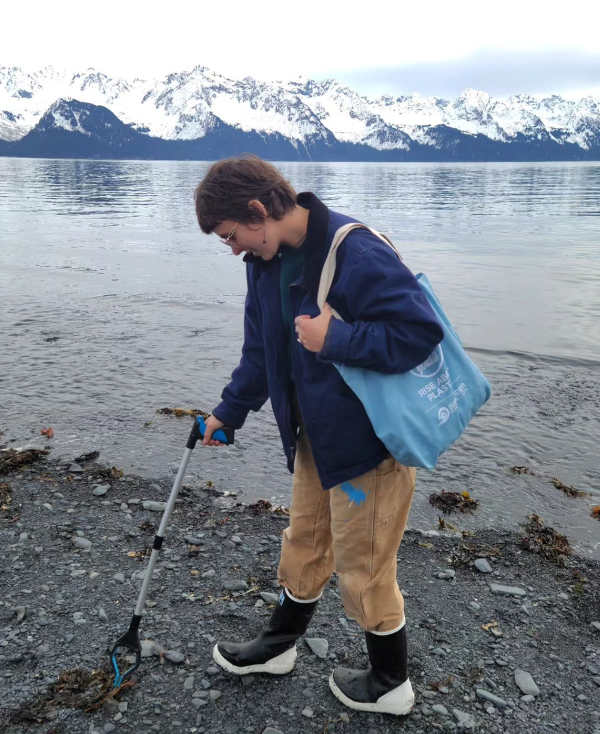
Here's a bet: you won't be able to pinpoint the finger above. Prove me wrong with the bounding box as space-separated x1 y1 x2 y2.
294 315 311 325
202 427 214 445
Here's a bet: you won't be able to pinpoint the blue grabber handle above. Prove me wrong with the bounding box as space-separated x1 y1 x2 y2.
187 416 235 449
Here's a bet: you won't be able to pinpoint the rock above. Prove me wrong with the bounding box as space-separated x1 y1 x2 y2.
202 569 216 578
262 729 284 734
469 602 481 611
521 695 535 703
192 698 208 709
113 573 125 583
223 580 248 592
514 669 540 697
339 713 350 724
164 650 185 664
90 571 99 580
104 724 115 733
14 607 26 623
260 592 280 604
453 708 476 729
141 640 164 658
209 690 221 700
142 501 167 512
72 537 91 550
489 583 526 597
65 634 74 643
184 676 195 690
437 569 456 580
591 621 600 632
92 485 110 496
69 464 83 473
592 677 600 686
433 704 449 715
305 637 329 659
302 707 314 718
474 559 492 574
476 689 508 708
184 535 205 545
98 608 109 623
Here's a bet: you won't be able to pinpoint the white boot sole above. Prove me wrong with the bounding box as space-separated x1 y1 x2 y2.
212 643 297 675
329 673 415 715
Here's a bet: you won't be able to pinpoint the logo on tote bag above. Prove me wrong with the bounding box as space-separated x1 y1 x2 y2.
410 345 445 378
437 407 451 425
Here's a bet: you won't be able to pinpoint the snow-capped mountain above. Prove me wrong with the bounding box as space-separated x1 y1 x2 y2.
1 64 598 160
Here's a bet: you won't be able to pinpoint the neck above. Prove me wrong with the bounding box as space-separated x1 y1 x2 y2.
281 204 310 248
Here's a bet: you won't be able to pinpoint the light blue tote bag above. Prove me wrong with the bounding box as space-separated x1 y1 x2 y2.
318 223 492 469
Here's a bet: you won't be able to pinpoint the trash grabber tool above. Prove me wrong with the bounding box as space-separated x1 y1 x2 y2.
107 416 234 687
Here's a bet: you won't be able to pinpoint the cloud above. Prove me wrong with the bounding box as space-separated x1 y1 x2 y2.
323 48 600 100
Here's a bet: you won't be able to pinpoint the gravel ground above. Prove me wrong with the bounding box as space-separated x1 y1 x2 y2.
1 451 599 734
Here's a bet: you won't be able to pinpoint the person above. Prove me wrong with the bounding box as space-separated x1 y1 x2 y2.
193 154 444 716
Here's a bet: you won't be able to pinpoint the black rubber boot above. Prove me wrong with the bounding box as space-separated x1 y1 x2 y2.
212 589 318 675
329 625 415 715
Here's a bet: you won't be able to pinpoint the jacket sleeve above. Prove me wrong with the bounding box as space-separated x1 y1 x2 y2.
212 268 270 428
316 243 444 374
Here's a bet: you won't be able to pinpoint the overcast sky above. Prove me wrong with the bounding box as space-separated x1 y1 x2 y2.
4 0 599 100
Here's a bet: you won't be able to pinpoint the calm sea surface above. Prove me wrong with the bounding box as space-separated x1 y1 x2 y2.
1 159 599 556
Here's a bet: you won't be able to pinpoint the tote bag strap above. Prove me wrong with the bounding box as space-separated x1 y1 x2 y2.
317 223 403 312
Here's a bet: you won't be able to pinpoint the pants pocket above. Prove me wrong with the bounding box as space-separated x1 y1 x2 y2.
375 453 396 477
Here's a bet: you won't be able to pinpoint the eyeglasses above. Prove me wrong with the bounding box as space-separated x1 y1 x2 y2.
219 224 238 246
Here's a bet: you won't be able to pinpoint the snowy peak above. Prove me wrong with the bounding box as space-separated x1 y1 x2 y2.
0 64 599 156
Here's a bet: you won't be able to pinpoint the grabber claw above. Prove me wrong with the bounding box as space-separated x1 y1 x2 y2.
108 615 142 687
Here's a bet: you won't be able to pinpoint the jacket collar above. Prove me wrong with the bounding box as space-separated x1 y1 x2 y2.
244 191 330 298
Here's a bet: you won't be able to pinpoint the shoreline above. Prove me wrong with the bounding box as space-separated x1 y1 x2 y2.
1 451 599 734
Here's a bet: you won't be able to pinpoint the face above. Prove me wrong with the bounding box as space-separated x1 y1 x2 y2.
214 219 279 261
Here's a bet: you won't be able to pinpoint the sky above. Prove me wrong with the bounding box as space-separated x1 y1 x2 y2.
4 0 600 100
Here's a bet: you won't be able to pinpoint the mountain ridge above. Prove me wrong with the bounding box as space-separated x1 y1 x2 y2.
1 65 598 160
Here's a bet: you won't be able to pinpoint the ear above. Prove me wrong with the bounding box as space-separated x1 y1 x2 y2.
248 199 268 219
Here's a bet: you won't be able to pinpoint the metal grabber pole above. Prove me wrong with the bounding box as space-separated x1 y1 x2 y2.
107 416 235 687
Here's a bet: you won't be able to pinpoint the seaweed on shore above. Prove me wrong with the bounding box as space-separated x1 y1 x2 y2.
450 542 502 567
0 448 49 474
551 478 587 498
0 665 134 731
429 490 479 515
521 514 572 564
510 465 538 476
156 407 208 418
247 499 274 515
73 451 100 464
0 482 11 511
591 506 600 521
88 465 123 482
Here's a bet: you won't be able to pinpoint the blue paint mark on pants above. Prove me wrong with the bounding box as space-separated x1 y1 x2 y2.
340 481 367 507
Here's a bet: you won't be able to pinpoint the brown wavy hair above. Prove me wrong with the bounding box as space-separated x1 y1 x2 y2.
194 154 298 234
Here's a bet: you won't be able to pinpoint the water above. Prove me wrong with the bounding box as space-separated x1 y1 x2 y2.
1 159 599 557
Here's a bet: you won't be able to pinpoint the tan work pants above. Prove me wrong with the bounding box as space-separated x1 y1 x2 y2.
278 424 416 633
